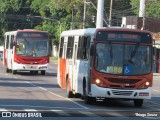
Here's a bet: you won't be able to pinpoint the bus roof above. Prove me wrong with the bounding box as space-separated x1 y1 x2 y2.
4 29 48 35
61 27 151 37
61 28 96 37
96 27 151 34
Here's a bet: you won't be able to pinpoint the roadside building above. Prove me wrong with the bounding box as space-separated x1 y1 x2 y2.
152 33 160 73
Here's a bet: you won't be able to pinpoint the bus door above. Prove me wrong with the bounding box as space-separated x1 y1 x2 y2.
6 34 12 69
3 35 8 67
71 36 78 91
9 35 14 70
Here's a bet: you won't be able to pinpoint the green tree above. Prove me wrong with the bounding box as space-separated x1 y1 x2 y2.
0 0 136 46
130 0 160 18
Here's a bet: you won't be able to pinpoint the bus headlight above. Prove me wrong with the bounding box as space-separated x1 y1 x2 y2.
139 81 150 89
145 82 150 86
95 79 107 88
95 79 101 84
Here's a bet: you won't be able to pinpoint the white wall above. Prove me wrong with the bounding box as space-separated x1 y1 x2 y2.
52 45 58 57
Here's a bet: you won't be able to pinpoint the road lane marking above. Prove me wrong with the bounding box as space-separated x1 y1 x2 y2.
79 111 100 117
25 81 89 110
0 108 8 111
153 89 160 92
0 104 86 110
144 117 160 119
51 110 71 116
24 109 37 112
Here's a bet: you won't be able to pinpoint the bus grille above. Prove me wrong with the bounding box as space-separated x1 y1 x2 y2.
107 78 141 84
111 90 133 96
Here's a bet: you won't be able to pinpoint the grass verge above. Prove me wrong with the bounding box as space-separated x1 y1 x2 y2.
50 56 58 63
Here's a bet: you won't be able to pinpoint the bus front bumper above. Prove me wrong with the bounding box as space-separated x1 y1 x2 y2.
91 84 151 99
12 63 49 71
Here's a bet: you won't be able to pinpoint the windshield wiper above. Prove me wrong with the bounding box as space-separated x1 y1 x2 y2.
131 43 140 59
109 42 113 61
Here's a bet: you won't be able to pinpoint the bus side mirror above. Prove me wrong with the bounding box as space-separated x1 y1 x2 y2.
90 44 94 56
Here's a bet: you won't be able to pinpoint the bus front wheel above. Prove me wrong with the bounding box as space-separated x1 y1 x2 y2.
134 99 143 107
6 68 9 73
83 83 93 104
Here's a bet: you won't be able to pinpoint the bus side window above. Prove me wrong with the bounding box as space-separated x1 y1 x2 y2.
4 35 6 49
6 35 9 49
59 37 64 58
77 36 90 60
83 36 90 59
77 36 84 60
66 36 74 59
10 35 14 49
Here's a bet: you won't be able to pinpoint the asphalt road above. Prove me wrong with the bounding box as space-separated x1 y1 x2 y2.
0 60 159 120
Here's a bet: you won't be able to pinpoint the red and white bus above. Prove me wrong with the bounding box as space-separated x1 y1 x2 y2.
3 29 50 75
57 28 153 107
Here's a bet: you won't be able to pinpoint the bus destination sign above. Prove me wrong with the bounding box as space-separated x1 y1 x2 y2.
17 32 48 38
96 31 152 44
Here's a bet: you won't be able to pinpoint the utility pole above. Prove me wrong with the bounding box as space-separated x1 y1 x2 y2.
139 0 146 30
71 9 74 29
96 0 104 28
109 0 113 27
83 0 86 29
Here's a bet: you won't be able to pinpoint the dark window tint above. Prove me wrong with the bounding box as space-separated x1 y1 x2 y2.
10 35 14 49
77 36 90 60
66 36 74 59
6 35 9 49
59 37 64 58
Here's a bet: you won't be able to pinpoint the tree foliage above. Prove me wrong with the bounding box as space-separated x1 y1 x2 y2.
0 0 159 45
131 0 160 18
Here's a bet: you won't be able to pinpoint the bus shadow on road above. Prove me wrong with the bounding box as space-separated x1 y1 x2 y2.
0 77 41 82
92 99 136 108
46 72 57 76
0 77 59 88
75 97 149 109
14 71 57 77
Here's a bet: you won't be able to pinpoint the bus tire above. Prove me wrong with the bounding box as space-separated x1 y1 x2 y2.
134 99 143 107
66 79 73 98
83 82 92 104
41 70 45 75
6 68 9 73
12 70 17 74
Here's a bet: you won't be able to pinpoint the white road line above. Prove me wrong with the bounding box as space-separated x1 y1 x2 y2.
25 81 89 110
144 117 160 119
51 110 71 116
105 111 124 117
79 111 99 117
0 108 8 111
153 89 160 92
0 104 86 110
24 109 37 112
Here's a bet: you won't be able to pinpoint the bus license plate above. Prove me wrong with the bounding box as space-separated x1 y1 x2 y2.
26 66 37 69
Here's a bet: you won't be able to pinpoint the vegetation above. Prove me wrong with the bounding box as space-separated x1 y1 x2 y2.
0 0 160 46
131 0 160 18
50 56 58 63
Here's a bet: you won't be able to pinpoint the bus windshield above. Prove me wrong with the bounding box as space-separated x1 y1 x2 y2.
15 39 49 57
95 43 152 75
